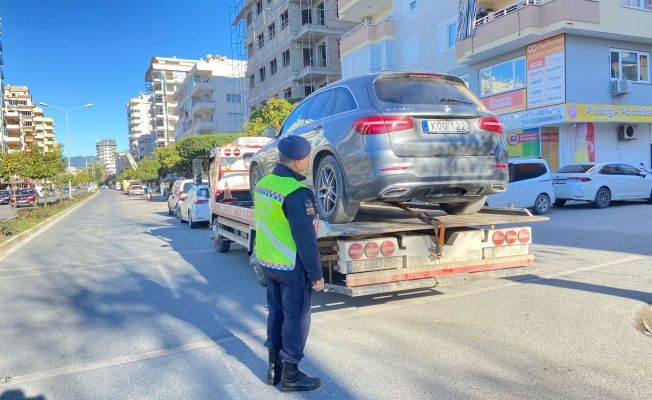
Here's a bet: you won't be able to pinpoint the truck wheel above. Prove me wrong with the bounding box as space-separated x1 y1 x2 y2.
250 163 264 198
213 218 231 253
532 194 550 215
440 197 486 215
253 262 267 287
315 155 359 224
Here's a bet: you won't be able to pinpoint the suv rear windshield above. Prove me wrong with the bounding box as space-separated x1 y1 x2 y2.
556 164 595 173
182 182 194 193
197 188 209 198
17 189 34 195
373 75 481 106
0 190 9 196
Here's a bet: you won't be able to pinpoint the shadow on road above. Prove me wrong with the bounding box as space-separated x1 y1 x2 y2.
0 389 46 400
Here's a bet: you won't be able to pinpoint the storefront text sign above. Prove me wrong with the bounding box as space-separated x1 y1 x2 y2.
500 104 565 130
505 127 541 158
566 104 652 123
526 34 566 109
480 89 527 115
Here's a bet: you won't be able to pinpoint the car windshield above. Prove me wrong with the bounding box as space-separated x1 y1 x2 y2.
556 164 596 173
373 75 481 106
16 189 34 195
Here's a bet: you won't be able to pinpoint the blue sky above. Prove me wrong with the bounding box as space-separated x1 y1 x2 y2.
1 0 235 156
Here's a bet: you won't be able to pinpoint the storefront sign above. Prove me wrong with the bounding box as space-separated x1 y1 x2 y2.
566 103 652 123
541 127 560 172
480 89 527 115
500 104 565 130
526 34 566 109
505 127 541 158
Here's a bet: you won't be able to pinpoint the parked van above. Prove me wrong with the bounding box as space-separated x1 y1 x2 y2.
485 158 555 215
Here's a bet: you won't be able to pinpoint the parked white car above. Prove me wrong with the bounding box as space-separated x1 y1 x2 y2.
553 162 652 209
485 158 555 215
168 179 196 217
179 185 210 228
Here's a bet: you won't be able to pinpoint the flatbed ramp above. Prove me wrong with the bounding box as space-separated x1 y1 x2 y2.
211 202 548 297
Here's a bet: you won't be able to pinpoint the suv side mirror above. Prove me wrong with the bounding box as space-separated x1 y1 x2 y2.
263 127 277 138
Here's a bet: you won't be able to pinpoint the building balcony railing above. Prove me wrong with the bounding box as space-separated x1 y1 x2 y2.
341 14 393 40
293 62 332 80
340 14 394 56
191 101 215 116
190 81 213 97
5 136 21 143
6 124 20 131
473 0 546 29
192 118 217 131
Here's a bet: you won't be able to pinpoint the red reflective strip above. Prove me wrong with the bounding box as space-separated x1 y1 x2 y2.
380 166 409 172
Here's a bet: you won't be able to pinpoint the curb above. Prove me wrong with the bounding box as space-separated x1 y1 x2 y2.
0 192 98 254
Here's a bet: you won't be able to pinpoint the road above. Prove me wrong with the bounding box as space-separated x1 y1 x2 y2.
0 190 651 399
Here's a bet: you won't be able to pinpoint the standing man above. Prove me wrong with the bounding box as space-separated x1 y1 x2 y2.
253 135 324 393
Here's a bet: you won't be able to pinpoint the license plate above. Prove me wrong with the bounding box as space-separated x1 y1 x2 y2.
553 179 566 185
422 120 469 134
349 256 402 273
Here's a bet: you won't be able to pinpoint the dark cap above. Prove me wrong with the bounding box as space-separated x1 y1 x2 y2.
278 135 311 160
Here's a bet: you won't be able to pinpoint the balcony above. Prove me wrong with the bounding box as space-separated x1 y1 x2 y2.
192 117 217 132
340 14 394 57
456 0 600 64
291 23 336 45
6 123 19 131
5 110 18 118
191 101 215 116
190 81 213 97
338 0 392 22
293 60 334 81
34 124 44 131
5 136 21 143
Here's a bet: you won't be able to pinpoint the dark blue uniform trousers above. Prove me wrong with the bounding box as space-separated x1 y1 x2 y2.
264 278 313 364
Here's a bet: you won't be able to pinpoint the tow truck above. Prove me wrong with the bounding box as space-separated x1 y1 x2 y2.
202 140 548 297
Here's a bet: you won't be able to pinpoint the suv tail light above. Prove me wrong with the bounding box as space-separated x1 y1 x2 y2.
179 191 184 198
478 117 504 135
353 115 414 135
28 196 35 202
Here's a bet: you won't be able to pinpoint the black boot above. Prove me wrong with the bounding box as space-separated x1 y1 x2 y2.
266 349 283 386
280 362 321 392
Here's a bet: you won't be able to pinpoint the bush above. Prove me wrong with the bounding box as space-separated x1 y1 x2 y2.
0 220 17 237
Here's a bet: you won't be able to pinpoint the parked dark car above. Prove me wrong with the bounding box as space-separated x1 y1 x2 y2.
250 71 508 223
9 188 37 208
0 190 10 205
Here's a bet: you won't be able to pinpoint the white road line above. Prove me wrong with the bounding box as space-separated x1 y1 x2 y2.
158 265 182 299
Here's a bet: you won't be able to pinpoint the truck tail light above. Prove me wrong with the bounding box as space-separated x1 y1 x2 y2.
233 149 241 156
380 240 395 257
364 242 379 258
478 116 503 135
224 149 232 156
353 115 414 135
492 231 505 245
505 230 518 245
194 199 208 204
518 229 531 243
348 243 363 260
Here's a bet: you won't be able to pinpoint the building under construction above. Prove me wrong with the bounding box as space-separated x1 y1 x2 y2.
230 0 356 112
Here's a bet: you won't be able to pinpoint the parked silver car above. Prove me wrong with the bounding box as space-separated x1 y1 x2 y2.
250 72 508 223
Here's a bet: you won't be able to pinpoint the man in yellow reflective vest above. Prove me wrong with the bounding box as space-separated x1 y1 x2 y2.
254 135 324 392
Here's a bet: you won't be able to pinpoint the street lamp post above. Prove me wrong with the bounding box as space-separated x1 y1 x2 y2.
39 102 92 199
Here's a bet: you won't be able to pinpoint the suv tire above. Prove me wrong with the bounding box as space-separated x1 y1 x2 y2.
314 155 359 224
439 197 486 215
533 194 550 215
249 164 264 198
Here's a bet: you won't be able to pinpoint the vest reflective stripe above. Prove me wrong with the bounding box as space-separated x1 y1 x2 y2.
254 174 307 271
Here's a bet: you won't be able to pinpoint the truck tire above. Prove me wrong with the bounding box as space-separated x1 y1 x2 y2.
212 218 231 253
315 155 359 224
439 197 486 215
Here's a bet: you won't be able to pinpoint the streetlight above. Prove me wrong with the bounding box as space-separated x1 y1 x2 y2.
39 102 93 198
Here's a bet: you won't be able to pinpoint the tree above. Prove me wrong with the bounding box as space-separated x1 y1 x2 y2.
0 152 28 193
244 97 298 137
136 159 161 182
175 133 245 169
84 160 105 184
152 145 181 176
117 167 137 181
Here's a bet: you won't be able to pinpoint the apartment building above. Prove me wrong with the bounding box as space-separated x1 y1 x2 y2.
173 55 247 139
43 117 56 149
115 151 130 177
96 139 117 177
126 93 153 160
3 85 55 153
233 0 357 111
144 57 196 148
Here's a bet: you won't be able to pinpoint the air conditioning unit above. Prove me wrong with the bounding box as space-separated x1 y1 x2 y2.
611 79 632 95
618 125 637 141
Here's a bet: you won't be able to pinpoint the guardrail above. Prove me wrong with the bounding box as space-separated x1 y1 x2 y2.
474 0 551 28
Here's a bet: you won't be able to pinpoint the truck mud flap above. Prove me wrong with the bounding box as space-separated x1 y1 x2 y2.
323 265 537 297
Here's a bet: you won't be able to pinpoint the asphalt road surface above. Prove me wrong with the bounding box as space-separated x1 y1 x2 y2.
0 190 651 399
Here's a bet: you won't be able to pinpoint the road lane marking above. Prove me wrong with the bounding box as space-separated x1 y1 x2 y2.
158 265 182 299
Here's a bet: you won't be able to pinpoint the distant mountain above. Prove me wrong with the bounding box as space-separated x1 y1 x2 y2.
69 156 98 168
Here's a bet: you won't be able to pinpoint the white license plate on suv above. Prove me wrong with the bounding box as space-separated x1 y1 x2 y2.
349 256 403 273
423 120 469 134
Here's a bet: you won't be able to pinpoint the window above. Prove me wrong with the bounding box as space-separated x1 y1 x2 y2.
302 8 312 25
610 49 649 83
304 90 333 123
268 22 276 40
282 49 291 67
279 99 311 135
402 36 419 68
315 2 325 25
401 0 417 16
511 162 546 182
373 75 481 106
599 164 624 175
281 10 289 29
256 1 263 15
247 43 254 59
257 33 265 49
283 87 292 99
459 73 469 87
410 1 417 11
249 75 255 88
621 0 652 11
246 12 252 26
437 18 457 53
226 94 242 103
259 66 266 82
227 113 244 123
269 58 278 75
479 57 526 97
620 163 643 175
334 87 357 114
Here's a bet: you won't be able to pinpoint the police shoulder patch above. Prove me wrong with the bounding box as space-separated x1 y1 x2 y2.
305 199 315 215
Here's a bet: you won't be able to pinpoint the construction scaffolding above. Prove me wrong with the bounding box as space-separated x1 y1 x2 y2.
228 0 251 131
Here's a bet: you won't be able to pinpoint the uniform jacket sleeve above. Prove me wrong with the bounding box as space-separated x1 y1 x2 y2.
282 188 323 282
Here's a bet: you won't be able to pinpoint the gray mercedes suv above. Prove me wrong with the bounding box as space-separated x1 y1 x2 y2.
250 72 508 224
